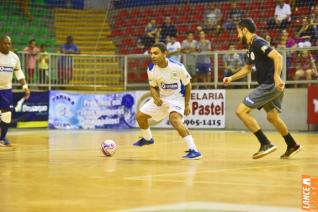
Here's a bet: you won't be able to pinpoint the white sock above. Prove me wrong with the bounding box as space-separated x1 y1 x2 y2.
141 128 152 141
183 135 198 151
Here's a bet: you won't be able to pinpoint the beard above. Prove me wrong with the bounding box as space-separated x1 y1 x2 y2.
241 35 248 46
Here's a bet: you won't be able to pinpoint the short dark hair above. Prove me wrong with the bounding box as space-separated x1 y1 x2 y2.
151 42 167 53
28 39 36 44
238 18 256 33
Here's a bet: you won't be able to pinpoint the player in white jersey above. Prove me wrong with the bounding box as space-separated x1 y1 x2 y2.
134 42 202 159
0 36 30 146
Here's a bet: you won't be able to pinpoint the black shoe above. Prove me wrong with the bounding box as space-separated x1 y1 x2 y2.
280 144 303 159
252 143 277 159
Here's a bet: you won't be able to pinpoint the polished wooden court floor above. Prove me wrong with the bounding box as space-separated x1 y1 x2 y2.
0 129 317 212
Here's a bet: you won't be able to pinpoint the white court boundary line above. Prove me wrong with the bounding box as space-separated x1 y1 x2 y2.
116 201 299 212
125 162 318 180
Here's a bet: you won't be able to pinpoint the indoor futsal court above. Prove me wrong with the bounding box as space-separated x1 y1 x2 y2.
0 129 317 211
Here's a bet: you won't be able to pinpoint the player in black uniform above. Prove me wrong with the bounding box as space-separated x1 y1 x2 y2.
223 18 302 159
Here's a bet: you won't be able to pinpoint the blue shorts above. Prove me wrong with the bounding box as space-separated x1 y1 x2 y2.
196 63 211 74
0 89 13 110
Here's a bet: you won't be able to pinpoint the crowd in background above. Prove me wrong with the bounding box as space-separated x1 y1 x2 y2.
135 0 318 85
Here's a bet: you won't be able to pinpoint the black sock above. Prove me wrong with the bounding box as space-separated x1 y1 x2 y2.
283 133 297 147
254 129 270 145
0 122 9 140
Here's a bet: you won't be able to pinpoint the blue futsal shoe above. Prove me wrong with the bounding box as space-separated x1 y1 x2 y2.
183 149 202 160
133 138 154 146
0 138 11 147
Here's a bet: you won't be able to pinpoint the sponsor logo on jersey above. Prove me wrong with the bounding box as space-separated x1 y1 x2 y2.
161 82 178 89
0 66 13 72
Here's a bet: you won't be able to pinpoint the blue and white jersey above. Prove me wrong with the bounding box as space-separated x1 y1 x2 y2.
0 51 24 90
147 58 191 101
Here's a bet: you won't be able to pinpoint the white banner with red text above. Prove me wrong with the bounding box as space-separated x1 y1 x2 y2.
135 90 225 128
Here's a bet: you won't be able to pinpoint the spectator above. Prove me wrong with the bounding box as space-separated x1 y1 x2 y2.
36 44 49 84
142 19 159 48
276 29 297 80
264 33 276 46
310 6 318 45
23 39 39 83
294 50 317 82
58 35 79 84
181 31 198 82
196 31 212 89
224 2 244 30
223 43 243 78
276 29 297 48
159 17 177 42
167 35 181 62
204 3 222 34
267 0 291 29
16 0 33 22
296 16 316 47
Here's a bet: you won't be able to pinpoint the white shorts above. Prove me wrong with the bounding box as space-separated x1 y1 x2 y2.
139 98 184 121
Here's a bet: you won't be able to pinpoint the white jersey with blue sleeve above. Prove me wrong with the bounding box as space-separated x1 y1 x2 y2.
0 51 25 90
147 58 191 102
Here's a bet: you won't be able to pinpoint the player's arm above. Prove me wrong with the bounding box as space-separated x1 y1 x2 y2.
223 64 252 86
149 86 162 106
268 49 284 91
184 82 192 116
14 57 30 99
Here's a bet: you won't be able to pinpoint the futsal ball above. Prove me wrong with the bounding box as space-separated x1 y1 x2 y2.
100 140 117 157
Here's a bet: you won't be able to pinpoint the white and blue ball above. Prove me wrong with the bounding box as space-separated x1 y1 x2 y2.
100 140 117 157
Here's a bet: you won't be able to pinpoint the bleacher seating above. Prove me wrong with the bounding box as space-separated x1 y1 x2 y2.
110 0 315 54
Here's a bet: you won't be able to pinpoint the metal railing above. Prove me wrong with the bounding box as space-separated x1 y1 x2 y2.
13 47 318 91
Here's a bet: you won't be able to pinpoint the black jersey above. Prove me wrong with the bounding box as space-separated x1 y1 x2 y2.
245 35 274 84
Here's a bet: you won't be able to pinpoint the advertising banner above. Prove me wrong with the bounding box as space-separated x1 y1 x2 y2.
307 85 318 124
135 89 225 128
12 91 49 128
49 91 136 129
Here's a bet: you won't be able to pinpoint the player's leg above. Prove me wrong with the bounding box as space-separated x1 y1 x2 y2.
168 111 201 159
0 90 13 147
265 97 302 159
133 99 164 146
238 84 281 159
305 69 313 80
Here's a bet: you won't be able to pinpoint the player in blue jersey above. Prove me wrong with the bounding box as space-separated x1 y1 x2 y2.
223 18 302 159
0 36 30 146
134 42 202 159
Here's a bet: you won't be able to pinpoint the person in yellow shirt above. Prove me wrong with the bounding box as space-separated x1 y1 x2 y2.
37 44 49 84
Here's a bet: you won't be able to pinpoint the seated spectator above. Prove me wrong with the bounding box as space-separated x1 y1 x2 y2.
23 39 39 83
159 16 177 42
310 6 318 45
167 35 181 62
203 3 222 34
294 50 317 82
196 31 212 89
223 43 243 77
296 16 316 47
141 19 159 48
181 31 198 82
267 0 291 29
264 33 276 46
36 44 49 84
224 2 244 31
276 29 297 48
